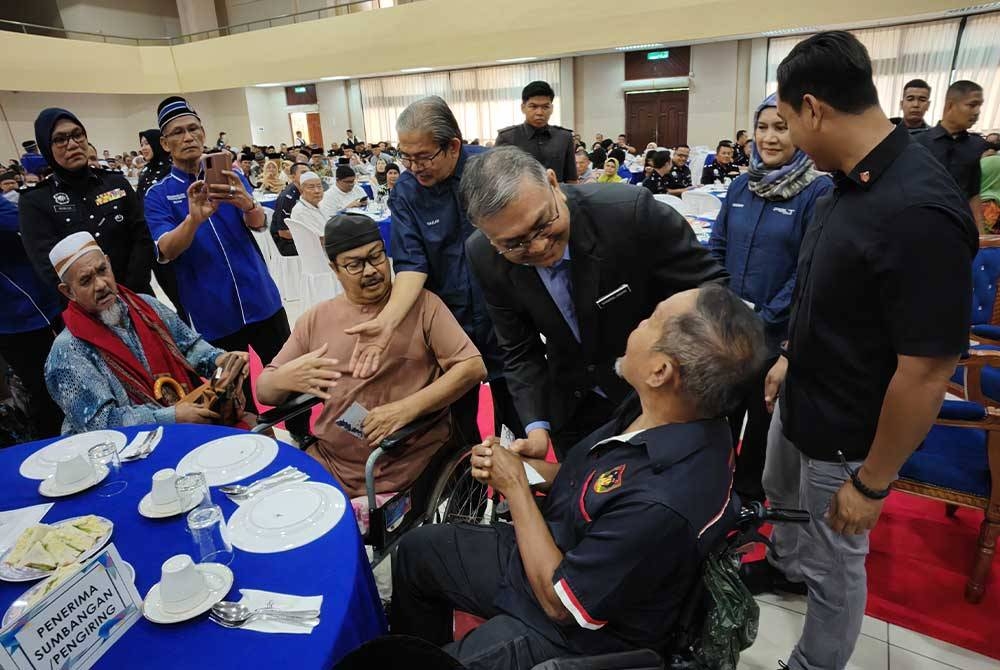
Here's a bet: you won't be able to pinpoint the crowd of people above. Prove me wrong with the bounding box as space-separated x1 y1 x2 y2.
0 28 995 670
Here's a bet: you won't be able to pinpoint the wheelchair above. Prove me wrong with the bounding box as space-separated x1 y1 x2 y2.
252 393 496 566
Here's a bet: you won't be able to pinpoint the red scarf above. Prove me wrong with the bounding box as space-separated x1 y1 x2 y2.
62 286 200 406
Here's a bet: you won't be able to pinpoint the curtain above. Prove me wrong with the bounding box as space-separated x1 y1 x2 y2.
765 18 961 123
953 12 1000 132
360 60 562 143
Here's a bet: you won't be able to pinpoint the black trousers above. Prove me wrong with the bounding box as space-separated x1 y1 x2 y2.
208 308 308 437
551 391 617 461
451 376 525 446
0 324 64 439
391 523 571 670
727 354 779 502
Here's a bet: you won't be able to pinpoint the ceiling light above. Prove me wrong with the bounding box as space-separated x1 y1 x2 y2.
254 82 282 87
614 43 664 52
761 26 818 36
321 75 349 81
945 2 1000 14
497 57 537 63
401 67 433 73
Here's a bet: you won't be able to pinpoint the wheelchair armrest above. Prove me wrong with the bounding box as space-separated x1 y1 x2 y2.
251 393 322 435
377 408 449 452
531 649 665 670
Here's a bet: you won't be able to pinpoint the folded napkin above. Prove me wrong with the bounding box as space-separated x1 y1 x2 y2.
120 427 163 459
236 589 322 634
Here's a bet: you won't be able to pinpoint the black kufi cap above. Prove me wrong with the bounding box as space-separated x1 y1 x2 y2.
157 96 200 132
324 213 382 261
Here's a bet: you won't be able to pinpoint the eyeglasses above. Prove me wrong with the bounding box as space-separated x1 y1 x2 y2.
51 129 87 149
397 146 445 170
337 247 387 275
494 187 560 257
163 123 204 140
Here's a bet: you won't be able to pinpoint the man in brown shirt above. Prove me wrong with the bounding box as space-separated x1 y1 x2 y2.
257 214 487 498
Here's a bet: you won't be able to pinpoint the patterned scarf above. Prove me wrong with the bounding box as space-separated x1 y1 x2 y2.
747 93 821 201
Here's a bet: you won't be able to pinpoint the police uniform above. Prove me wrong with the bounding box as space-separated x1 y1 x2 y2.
495 122 578 182
641 169 667 195
733 143 750 167
701 161 740 186
391 393 737 667
18 168 153 293
664 163 693 191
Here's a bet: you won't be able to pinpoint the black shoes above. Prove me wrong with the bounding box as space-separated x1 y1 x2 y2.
739 558 808 596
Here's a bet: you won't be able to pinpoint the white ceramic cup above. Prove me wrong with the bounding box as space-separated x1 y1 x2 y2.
53 450 95 486
158 554 208 613
150 468 179 507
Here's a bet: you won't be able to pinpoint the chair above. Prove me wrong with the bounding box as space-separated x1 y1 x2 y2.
948 236 1000 399
654 194 694 218
286 218 341 309
254 209 302 303
682 190 722 218
893 348 1000 603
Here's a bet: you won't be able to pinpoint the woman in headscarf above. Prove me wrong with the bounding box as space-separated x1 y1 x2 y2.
708 92 834 503
260 159 285 194
374 158 389 186
137 129 172 197
596 156 623 183
981 154 1000 233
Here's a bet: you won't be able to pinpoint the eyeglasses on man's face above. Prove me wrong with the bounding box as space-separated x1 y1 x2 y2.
398 146 445 170
51 129 87 149
164 123 204 141
495 187 560 257
338 247 387 275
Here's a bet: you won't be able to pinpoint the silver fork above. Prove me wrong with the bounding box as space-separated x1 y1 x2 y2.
121 430 158 462
208 611 319 629
218 466 300 496
226 473 309 501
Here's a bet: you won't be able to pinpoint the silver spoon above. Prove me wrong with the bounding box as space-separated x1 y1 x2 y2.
210 602 319 626
225 473 309 501
209 613 321 629
218 467 301 496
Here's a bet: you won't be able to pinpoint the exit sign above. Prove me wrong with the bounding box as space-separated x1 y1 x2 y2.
293 86 307 93
646 50 670 60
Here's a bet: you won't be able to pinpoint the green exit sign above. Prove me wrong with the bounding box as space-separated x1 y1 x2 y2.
294 86 307 93
646 50 670 61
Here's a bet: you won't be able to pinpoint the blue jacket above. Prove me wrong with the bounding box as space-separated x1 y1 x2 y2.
0 197 62 335
709 172 833 349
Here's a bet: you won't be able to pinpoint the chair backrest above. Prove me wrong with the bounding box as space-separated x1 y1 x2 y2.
682 190 723 218
286 218 332 275
654 193 694 217
971 236 1000 326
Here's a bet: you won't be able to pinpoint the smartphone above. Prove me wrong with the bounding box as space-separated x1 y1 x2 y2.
201 152 230 189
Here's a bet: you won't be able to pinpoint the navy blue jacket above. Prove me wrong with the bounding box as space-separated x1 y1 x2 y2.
709 172 833 350
0 197 61 335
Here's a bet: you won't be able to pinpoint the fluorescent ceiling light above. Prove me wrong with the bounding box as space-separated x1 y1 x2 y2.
946 2 1000 14
761 26 817 36
497 56 537 63
254 82 283 87
614 43 663 51
321 75 349 81
401 67 434 73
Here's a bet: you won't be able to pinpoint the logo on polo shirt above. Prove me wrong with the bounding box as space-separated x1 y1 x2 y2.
424 218 440 227
773 207 796 216
167 193 187 202
594 464 625 493
732 203 745 208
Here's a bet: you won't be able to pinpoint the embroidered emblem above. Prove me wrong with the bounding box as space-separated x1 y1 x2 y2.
114 214 124 223
94 188 126 206
860 171 871 183
53 192 70 205
593 465 625 494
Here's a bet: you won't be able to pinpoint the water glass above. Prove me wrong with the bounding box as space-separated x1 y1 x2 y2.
175 472 212 511
88 442 127 497
187 505 233 565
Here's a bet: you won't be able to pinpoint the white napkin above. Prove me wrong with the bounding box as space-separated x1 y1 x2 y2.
0 503 54 554
120 426 163 459
236 589 322 634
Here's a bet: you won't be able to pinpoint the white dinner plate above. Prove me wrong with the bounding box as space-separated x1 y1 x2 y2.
228 482 346 554
38 465 109 498
138 492 199 519
142 563 233 624
19 431 127 480
0 515 114 582
2 560 133 627
175 434 278 486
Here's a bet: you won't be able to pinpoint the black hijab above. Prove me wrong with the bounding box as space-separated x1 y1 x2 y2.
137 128 173 196
34 107 89 186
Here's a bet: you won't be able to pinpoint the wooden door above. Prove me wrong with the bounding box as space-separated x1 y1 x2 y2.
625 90 688 148
306 112 324 147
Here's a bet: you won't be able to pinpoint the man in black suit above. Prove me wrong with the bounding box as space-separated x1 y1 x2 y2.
463 146 727 459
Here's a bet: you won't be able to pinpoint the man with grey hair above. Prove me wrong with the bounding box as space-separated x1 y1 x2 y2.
344 95 521 444
463 145 727 459
391 285 763 669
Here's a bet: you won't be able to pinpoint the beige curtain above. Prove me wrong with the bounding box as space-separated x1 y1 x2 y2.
953 12 1000 132
360 60 561 143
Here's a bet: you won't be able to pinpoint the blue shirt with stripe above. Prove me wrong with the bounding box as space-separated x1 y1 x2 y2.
0 196 62 334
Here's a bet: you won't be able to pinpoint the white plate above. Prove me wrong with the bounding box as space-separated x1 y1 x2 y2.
176 434 278 486
0 515 114 582
142 563 233 624
19 431 126 480
138 492 199 519
228 482 346 554
2 561 133 627
38 464 109 498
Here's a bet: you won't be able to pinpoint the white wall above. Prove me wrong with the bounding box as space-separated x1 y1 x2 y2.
573 53 625 144
244 86 290 147
316 80 352 149
56 0 181 38
347 80 366 141
687 41 740 148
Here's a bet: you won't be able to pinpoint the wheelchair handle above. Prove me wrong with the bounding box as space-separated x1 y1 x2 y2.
761 507 811 524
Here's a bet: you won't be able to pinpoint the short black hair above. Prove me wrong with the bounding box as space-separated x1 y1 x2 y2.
716 140 734 152
521 80 555 102
946 80 983 102
346 129 353 133
650 150 671 170
903 78 931 95
736 129 747 141
777 30 879 114
291 161 310 175
385 163 400 174
675 143 690 150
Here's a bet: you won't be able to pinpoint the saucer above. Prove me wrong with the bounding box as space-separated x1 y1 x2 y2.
142 563 233 624
38 465 109 498
138 492 199 519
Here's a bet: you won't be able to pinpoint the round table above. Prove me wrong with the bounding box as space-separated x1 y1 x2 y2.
0 425 386 669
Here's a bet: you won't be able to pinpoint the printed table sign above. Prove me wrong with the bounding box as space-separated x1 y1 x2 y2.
0 544 140 670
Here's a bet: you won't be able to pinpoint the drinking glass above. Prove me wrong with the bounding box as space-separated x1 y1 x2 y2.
175 472 212 511
88 442 127 497
187 505 233 565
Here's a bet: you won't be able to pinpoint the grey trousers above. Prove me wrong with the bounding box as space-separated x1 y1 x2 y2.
762 402 870 670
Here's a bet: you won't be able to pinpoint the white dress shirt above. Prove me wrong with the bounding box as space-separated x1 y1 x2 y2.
290 197 328 237
319 183 369 218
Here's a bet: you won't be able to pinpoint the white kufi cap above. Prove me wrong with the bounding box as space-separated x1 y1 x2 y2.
299 171 321 183
48 231 102 280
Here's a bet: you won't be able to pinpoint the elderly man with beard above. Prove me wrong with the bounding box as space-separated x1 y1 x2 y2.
257 214 486 502
43 232 247 434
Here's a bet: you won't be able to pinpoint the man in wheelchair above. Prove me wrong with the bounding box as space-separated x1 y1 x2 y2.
256 213 487 521
390 284 766 670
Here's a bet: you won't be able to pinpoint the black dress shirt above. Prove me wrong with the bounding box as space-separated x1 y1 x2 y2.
496 122 578 182
664 164 693 191
270 182 301 256
916 124 989 199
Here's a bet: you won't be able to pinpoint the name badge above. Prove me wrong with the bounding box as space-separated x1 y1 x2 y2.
94 189 126 206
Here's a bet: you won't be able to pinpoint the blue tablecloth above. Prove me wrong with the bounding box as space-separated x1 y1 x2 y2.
0 425 386 668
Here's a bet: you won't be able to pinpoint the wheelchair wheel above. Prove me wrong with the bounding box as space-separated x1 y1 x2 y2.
425 447 496 525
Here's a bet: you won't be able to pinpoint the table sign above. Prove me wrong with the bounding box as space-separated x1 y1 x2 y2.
0 544 140 670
